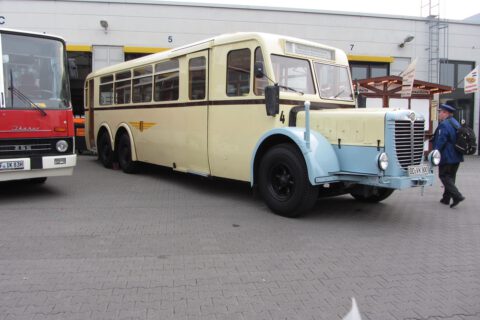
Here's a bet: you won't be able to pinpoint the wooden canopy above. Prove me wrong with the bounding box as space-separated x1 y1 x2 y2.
354 76 453 108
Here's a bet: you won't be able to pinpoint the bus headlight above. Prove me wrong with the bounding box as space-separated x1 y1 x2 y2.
428 150 441 166
56 140 69 153
377 152 389 171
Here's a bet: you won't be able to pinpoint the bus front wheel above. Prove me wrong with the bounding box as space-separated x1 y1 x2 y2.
97 132 114 168
117 134 139 174
258 143 318 218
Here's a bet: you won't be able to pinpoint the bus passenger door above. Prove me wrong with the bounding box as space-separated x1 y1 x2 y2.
173 50 210 175
85 79 95 150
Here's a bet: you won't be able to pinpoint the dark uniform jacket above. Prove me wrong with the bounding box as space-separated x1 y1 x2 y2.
433 116 464 165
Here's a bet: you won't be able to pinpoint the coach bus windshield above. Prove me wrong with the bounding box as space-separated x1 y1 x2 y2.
314 62 353 101
2 33 70 110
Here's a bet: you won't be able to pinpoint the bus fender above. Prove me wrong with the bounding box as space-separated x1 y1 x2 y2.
116 123 138 161
251 127 340 186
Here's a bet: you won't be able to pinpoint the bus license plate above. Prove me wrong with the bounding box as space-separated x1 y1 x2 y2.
408 164 429 176
0 160 25 171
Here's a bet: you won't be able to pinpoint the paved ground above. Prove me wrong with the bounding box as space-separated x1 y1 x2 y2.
0 155 479 320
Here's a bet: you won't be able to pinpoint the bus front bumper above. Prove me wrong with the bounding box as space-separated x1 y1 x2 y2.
0 154 77 182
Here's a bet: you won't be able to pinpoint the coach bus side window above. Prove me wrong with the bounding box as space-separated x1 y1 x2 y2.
115 71 131 104
133 65 153 103
99 75 114 105
154 59 179 102
227 49 251 97
189 57 206 100
254 47 267 96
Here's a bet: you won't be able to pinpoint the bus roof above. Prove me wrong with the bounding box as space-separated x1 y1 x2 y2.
0 28 66 44
87 32 349 79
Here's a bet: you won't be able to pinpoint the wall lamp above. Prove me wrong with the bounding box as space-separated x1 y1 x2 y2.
399 35 415 48
100 20 109 33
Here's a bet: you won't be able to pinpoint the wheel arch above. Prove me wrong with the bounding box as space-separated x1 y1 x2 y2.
251 128 340 186
97 123 114 148
114 123 138 161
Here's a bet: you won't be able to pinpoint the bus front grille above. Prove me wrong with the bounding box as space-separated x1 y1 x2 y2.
0 138 74 158
394 120 425 169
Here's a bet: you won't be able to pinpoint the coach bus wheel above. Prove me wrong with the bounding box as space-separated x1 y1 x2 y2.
258 143 319 218
350 186 394 203
117 134 139 174
97 132 114 168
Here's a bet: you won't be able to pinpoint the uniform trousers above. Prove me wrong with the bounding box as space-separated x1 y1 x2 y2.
439 163 463 201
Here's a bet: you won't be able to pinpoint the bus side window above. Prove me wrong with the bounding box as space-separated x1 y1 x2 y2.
254 47 267 96
132 65 153 103
189 57 206 100
154 59 179 102
99 75 114 105
226 48 251 97
115 70 131 104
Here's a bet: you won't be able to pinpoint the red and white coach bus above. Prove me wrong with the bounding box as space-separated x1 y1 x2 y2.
0 29 76 183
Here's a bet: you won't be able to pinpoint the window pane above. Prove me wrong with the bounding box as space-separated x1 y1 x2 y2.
440 62 454 87
134 65 152 77
154 60 179 102
116 71 131 80
155 60 179 74
227 49 251 96
100 75 113 83
132 76 152 103
315 63 353 100
115 80 131 104
254 47 267 96
457 63 473 88
189 57 206 100
371 65 388 78
99 83 113 105
350 65 368 80
271 55 315 94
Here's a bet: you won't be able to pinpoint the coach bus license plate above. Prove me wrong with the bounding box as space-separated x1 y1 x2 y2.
0 160 25 171
408 164 429 176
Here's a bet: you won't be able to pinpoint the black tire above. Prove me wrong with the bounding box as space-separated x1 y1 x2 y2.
350 186 394 203
97 132 114 168
29 177 47 184
258 143 319 218
117 134 139 174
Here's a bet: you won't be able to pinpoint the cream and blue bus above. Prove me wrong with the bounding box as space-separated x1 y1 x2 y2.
84 32 440 217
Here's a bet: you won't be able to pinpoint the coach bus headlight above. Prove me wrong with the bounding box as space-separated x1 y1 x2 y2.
377 152 389 171
428 150 441 166
56 140 69 153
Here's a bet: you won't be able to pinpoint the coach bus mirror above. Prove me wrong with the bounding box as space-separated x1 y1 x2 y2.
254 62 265 78
265 85 279 116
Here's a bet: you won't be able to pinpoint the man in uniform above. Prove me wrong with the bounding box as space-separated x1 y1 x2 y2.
433 104 465 208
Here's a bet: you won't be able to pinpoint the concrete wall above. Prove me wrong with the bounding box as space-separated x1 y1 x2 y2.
1 0 479 132
2 0 479 80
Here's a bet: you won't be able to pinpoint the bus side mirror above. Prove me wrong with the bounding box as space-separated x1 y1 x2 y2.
265 85 279 116
254 62 265 78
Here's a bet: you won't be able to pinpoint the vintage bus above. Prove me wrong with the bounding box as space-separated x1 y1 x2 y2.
0 29 77 183
84 32 440 217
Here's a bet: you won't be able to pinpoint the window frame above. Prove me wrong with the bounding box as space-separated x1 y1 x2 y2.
226 48 251 97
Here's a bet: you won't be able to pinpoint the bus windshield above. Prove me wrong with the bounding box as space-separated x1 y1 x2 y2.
314 63 353 101
271 55 315 94
2 33 70 110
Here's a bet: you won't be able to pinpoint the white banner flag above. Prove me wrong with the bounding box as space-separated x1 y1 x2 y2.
464 66 479 94
399 59 417 98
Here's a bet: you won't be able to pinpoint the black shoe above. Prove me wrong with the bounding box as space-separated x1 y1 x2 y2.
450 196 465 208
440 198 450 205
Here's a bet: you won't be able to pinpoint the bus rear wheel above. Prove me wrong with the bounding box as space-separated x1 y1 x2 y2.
350 186 394 203
97 132 114 168
258 143 318 218
117 134 139 174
